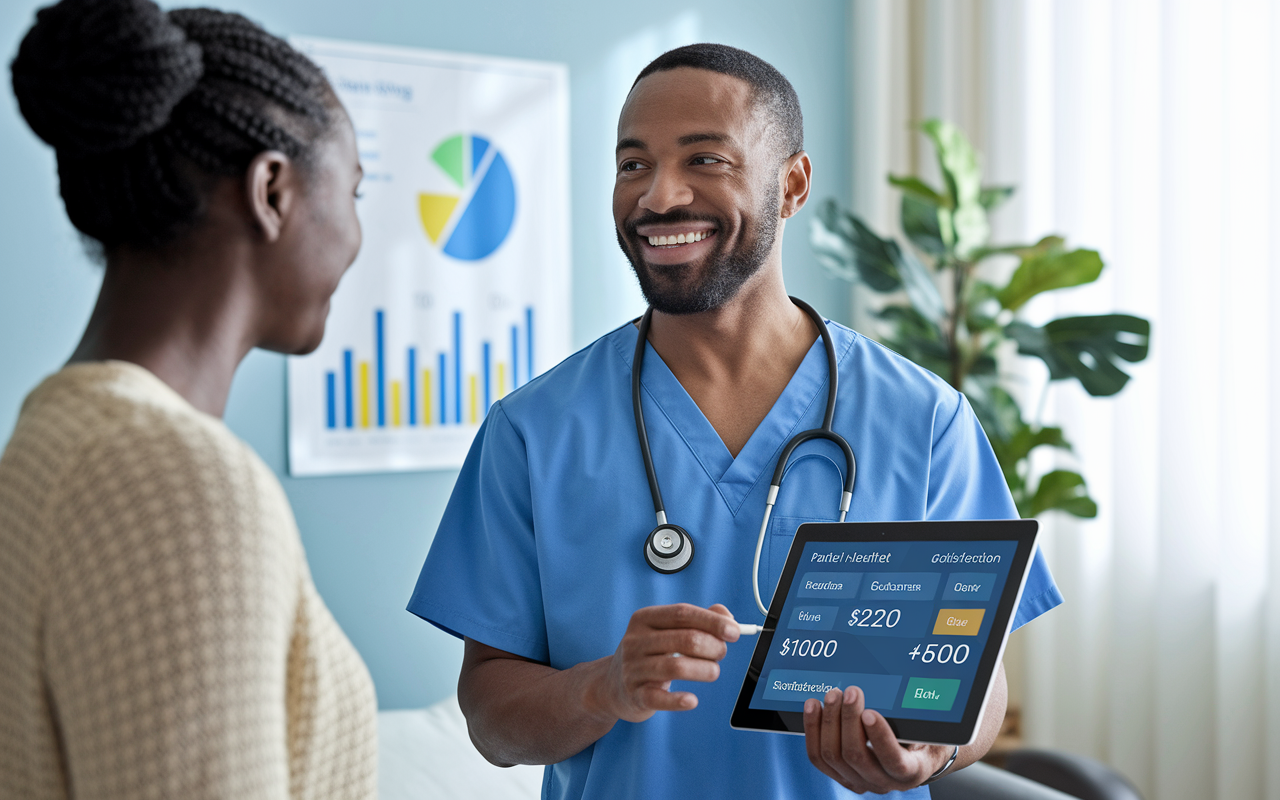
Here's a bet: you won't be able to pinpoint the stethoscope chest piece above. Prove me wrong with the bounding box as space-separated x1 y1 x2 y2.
644 523 694 574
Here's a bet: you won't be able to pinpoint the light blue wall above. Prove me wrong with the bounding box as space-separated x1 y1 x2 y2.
0 0 851 709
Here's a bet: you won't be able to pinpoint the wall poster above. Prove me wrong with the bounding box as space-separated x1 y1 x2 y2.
287 37 570 476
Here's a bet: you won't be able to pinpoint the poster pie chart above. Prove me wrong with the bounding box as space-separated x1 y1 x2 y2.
418 134 517 261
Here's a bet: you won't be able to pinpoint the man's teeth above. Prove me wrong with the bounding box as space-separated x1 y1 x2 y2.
647 231 712 246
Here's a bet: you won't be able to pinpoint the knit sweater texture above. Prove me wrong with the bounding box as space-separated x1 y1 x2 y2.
0 361 378 799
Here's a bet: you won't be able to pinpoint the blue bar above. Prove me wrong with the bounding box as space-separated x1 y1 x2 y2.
408 347 417 426
526 307 534 381
325 371 336 429
483 341 491 412
438 352 447 425
453 311 462 425
376 309 386 427
342 349 354 429
511 325 519 388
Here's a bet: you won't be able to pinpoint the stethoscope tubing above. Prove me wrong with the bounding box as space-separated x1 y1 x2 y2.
632 297 857 616
632 308 668 527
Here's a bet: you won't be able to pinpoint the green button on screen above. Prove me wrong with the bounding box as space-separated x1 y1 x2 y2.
901 677 961 711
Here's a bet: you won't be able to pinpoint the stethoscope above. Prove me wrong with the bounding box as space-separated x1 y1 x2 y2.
631 296 858 616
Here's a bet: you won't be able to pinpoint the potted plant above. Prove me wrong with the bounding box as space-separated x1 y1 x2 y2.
811 120 1151 519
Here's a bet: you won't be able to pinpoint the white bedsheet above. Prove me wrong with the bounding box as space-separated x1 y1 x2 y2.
378 696 544 800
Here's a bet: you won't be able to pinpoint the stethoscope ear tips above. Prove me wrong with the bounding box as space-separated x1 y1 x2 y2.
644 524 694 574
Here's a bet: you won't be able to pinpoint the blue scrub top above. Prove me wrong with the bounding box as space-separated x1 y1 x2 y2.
409 320 1063 800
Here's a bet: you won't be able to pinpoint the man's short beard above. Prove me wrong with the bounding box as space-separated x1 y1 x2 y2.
618 193 780 315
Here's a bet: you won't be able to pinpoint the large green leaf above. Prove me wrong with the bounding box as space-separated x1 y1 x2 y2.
895 241 947 323
972 235 1066 264
811 200 946 321
811 199 898 291
876 304 943 341
997 247 1105 312
1028 470 1098 518
1002 426 1073 474
975 235 1065 261
902 194 947 257
921 119 989 258
889 175 949 207
1006 314 1151 396
877 305 950 378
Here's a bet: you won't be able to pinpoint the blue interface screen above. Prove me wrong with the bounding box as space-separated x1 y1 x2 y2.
749 540 1016 723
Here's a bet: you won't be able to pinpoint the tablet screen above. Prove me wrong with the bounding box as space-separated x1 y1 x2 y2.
731 520 1037 745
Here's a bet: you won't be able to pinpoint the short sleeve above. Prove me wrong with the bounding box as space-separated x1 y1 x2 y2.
926 393 1063 631
407 403 550 663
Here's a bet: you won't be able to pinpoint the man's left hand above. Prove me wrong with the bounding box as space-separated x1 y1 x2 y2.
803 685 953 793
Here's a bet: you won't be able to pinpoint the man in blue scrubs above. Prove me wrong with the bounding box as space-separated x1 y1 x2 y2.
409 44 1062 799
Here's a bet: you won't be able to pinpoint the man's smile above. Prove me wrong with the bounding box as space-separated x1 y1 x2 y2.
631 222 720 264
646 230 713 247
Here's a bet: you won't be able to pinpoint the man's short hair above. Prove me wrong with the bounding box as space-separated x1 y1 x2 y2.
632 43 804 165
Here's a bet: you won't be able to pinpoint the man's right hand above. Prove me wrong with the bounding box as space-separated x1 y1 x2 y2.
459 602 741 767
589 602 740 723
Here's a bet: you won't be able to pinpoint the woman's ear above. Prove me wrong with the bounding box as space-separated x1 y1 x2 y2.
779 151 812 219
245 151 297 242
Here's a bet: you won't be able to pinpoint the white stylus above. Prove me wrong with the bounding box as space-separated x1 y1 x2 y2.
737 623 761 636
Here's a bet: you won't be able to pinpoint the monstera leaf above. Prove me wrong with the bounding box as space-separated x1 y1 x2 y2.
1006 314 1151 396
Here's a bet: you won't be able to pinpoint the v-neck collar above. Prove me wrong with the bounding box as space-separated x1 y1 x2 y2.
611 320 856 516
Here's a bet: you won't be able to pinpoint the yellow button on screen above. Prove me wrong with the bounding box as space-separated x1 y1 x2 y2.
933 608 985 636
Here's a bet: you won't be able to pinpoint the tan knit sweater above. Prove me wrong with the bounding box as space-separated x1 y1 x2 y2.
0 361 377 799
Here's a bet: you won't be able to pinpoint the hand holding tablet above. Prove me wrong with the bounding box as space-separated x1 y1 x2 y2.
803 684 960 793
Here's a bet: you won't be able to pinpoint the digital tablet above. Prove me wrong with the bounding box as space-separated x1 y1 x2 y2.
730 519 1038 746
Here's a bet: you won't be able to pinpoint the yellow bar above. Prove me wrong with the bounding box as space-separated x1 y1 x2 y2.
423 369 432 427
469 374 478 424
497 363 506 398
391 381 402 427
359 362 370 429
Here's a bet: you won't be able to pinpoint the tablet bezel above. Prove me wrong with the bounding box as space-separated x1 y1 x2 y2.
729 519 1039 746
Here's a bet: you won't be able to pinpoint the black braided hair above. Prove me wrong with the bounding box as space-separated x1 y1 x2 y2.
10 0 336 249
633 44 803 166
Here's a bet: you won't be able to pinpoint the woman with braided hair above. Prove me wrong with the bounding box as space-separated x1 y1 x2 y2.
0 0 377 797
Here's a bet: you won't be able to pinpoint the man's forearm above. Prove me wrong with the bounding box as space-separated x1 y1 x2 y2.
459 639 619 767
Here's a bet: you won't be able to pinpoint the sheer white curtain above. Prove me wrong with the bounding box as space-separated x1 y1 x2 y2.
849 2 1280 798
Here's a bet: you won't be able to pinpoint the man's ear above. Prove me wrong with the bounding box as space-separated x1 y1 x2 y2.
779 151 812 219
245 151 297 242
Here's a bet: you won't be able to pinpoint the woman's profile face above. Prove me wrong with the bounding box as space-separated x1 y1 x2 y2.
260 109 364 355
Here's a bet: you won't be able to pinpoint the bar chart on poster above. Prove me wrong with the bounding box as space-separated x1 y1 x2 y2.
286 38 569 476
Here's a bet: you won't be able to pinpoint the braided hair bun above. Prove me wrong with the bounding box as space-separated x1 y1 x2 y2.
11 0 203 157
10 0 335 249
